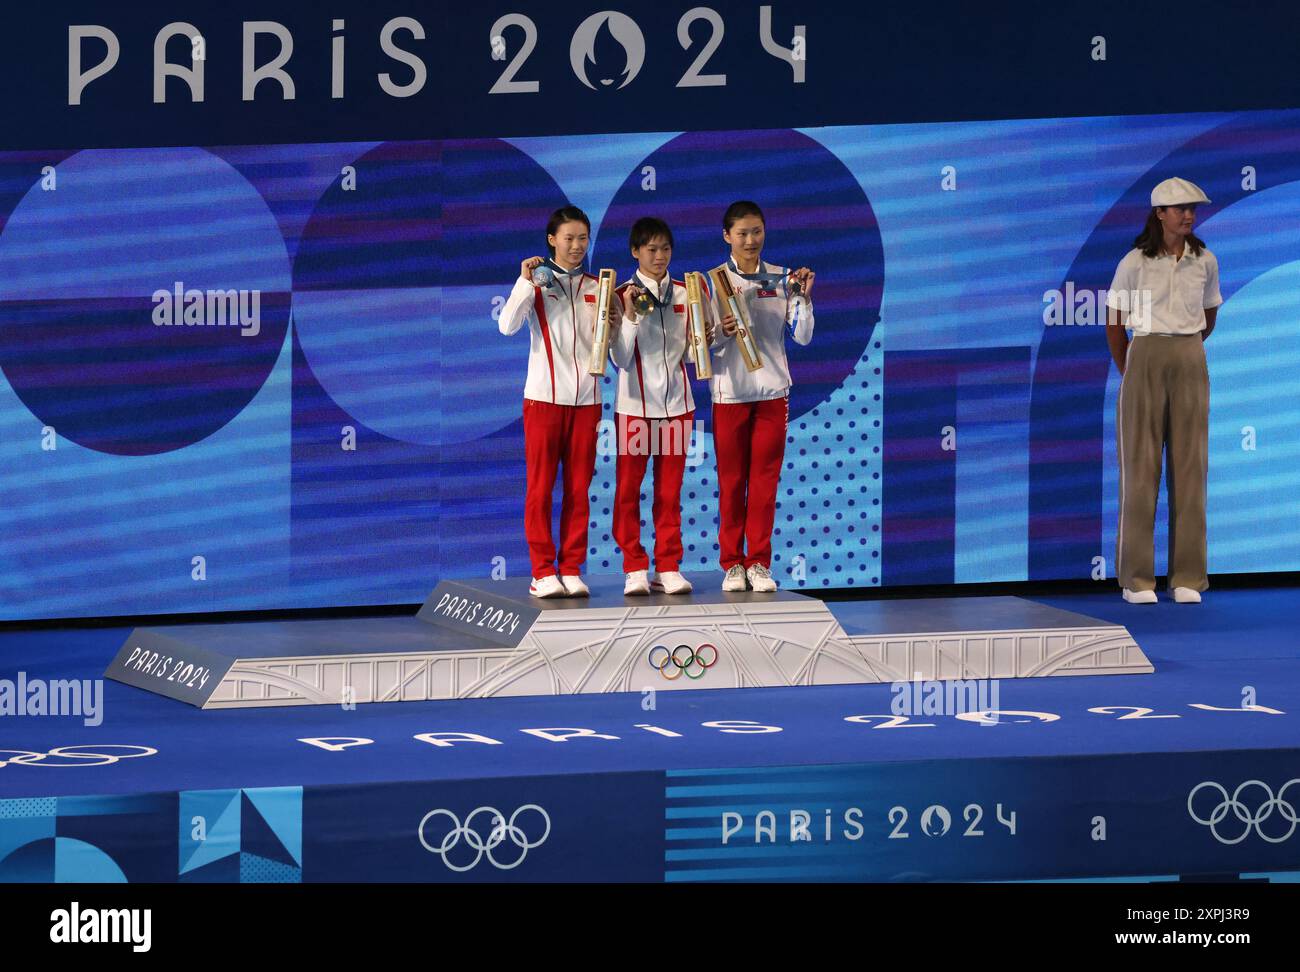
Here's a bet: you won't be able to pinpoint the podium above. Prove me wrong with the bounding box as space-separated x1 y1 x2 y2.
105 575 1152 708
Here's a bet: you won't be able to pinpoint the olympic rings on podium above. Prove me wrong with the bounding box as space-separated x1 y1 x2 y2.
648 643 718 680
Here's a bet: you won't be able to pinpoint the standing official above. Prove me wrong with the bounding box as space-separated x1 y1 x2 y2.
1105 177 1221 604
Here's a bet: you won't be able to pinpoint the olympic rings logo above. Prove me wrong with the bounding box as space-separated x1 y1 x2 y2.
1187 779 1300 845
418 805 551 871
648 643 718 680
0 745 158 768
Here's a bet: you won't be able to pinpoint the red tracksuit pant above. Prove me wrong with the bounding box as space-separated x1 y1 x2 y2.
713 396 789 570
613 411 694 573
522 399 600 578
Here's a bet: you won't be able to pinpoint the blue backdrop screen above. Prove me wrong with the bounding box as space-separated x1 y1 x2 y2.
0 109 1296 619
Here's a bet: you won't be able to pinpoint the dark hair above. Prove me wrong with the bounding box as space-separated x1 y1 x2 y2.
1134 207 1205 259
629 216 673 250
723 200 765 232
546 205 591 256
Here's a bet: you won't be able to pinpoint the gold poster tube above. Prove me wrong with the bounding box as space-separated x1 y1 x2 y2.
684 272 712 380
708 267 763 372
587 268 617 376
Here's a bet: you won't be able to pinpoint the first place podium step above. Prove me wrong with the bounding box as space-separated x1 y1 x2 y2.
105 575 1153 708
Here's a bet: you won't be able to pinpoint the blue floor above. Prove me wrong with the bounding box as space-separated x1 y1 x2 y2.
1 588 1297 800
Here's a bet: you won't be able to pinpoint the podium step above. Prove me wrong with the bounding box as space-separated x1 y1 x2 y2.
105 576 1152 708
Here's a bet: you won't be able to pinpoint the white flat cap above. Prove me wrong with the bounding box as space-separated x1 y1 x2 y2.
1151 177 1210 207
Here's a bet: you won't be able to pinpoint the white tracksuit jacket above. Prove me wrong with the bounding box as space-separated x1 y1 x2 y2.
610 269 706 419
499 266 604 405
706 258 815 404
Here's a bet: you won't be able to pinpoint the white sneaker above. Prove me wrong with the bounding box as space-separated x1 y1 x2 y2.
1172 586 1202 604
559 574 589 597
722 564 748 592
530 575 566 598
653 571 693 595
747 564 778 593
624 570 650 596
1122 588 1157 604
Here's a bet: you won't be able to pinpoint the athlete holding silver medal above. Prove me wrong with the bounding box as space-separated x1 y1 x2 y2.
501 206 625 599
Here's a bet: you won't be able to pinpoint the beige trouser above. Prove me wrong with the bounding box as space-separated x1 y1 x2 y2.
1117 333 1209 592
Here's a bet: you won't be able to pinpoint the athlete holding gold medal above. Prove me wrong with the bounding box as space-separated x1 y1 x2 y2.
612 217 715 596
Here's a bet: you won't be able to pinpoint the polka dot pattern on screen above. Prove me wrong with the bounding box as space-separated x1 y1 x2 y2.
587 331 884 588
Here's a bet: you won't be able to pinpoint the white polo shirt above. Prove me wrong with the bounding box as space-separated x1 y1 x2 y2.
1105 244 1223 336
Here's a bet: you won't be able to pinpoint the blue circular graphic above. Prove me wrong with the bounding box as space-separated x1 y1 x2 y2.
292 139 568 445
595 128 883 425
0 836 126 883
0 148 291 455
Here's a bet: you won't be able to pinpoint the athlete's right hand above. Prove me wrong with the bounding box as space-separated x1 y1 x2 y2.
520 256 544 282
621 285 645 322
719 314 738 336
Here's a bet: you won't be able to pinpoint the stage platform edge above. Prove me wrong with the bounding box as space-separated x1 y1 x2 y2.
105 576 1153 708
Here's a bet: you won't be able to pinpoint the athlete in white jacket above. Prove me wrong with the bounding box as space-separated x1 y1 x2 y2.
707 200 815 592
499 206 619 598
609 217 714 596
